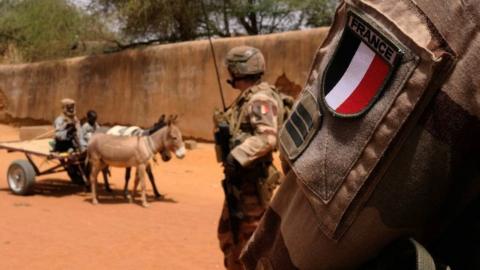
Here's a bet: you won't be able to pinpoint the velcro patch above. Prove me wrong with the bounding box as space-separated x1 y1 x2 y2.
279 90 322 160
252 101 276 118
322 12 403 118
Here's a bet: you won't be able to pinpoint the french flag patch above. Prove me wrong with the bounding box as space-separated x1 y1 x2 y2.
322 12 402 117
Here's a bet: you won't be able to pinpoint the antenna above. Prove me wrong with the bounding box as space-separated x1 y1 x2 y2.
200 0 227 111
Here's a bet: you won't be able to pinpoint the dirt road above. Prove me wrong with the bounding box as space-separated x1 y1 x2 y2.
0 124 229 269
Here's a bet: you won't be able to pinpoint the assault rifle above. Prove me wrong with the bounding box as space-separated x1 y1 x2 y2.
213 119 243 244
201 0 242 243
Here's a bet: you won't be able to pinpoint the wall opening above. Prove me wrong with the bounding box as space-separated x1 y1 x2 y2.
274 73 302 98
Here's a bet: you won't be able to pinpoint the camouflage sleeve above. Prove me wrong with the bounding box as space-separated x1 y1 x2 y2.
231 92 279 167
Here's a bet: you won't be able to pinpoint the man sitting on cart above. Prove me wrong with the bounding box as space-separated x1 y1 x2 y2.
53 98 84 153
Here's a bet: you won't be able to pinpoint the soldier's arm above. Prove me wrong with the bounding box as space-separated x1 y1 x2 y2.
231 92 279 167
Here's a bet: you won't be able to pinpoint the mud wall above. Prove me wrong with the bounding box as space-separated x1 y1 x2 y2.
0 28 328 140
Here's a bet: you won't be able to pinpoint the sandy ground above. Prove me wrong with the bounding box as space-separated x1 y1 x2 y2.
0 124 234 269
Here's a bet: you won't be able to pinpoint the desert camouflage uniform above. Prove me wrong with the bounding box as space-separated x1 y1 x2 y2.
217 81 282 270
241 0 480 269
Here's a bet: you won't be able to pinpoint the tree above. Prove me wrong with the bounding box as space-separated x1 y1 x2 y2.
0 0 114 62
0 0 336 62
225 0 336 35
89 0 336 45
303 0 337 27
90 0 204 43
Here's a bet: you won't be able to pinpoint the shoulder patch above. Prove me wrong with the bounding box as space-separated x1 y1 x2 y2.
252 100 277 117
321 12 403 118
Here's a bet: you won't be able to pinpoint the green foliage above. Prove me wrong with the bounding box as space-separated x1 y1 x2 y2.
90 0 336 43
303 0 337 27
226 0 336 35
92 0 203 42
0 0 113 62
0 0 336 62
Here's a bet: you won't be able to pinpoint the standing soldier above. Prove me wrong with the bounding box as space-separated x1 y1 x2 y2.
241 0 480 269
53 98 84 152
214 46 283 270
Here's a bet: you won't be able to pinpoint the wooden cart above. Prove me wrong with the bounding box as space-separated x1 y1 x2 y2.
0 139 88 195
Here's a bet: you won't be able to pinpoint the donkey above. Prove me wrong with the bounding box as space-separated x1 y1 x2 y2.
88 119 185 207
103 115 168 197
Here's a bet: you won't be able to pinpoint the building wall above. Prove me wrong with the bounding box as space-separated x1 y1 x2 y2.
0 28 328 140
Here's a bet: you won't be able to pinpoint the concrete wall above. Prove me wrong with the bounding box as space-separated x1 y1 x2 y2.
0 28 328 140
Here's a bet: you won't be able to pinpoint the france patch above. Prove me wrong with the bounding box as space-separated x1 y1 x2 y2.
322 12 403 118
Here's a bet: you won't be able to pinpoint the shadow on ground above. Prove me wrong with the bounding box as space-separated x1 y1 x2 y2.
1 178 178 205
0 178 86 197
83 195 178 206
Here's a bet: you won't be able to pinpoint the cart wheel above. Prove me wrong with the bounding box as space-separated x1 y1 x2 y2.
7 160 36 195
67 165 87 185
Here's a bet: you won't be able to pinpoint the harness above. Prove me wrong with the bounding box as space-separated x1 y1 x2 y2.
145 136 156 158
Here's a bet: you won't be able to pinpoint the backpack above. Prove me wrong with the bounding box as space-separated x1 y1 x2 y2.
271 89 294 127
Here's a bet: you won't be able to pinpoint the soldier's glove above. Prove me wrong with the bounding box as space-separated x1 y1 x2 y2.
224 154 242 181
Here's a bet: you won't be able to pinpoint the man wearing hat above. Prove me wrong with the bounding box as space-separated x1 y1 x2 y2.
53 98 83 152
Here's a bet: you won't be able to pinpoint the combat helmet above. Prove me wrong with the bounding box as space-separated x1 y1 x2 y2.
61 98 76 117
225 46 265 79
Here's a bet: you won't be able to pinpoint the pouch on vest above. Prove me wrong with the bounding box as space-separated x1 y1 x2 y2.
257 164 281 208
278 0 455 240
